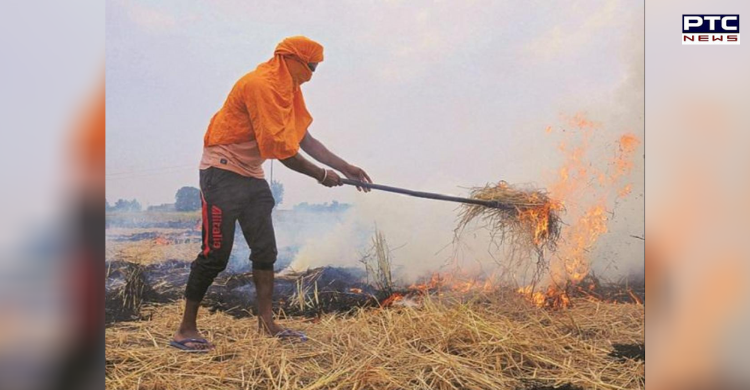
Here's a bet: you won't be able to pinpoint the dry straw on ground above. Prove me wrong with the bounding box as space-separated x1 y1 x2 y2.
106 293 643 390
106 239 197 265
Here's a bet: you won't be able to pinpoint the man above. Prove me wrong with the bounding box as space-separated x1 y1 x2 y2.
171 36 372 351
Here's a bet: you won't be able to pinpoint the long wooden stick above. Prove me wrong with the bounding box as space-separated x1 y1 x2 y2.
341 178 512 210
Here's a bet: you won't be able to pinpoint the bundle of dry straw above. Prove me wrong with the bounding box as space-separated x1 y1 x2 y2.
456 181 563 262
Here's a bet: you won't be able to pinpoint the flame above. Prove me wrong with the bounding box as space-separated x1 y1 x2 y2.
517 286 546 307
381 292 404 307
618 184 633 198
619 133 640 153
517 285 571 309
517 198 562 246
408 272 499 294
510 115 640 307
566 112 598 130
391 116 640 310
380 272 503 308
154 235 169 246
349 287 363 294
517 280 642 309
559 204 609 283
541 114 640 285
612 133 641 181
408 273 443 291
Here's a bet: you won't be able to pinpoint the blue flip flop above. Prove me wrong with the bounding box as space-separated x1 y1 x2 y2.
169 338 213 353
275 329 308 342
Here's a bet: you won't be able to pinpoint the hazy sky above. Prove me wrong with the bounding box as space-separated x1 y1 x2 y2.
106 0 643 208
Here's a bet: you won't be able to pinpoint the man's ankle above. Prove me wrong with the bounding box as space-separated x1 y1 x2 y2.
177 323 198 334
258 316 274 328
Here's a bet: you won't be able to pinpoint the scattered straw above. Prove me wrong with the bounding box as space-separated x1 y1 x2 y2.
107 239 197 265
106 293 643 390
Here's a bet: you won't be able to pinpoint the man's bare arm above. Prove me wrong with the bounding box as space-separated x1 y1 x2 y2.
279 152 342 187
299 132 349 171
300 132 373 191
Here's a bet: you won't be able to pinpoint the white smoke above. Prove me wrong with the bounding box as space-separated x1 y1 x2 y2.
288 6 644 283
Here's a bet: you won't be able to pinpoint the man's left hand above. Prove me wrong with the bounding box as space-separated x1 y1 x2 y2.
342 165 372 192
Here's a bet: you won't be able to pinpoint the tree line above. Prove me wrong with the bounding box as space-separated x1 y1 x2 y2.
107 181 285 213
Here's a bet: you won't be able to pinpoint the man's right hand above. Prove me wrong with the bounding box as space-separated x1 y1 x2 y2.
319 169 342 187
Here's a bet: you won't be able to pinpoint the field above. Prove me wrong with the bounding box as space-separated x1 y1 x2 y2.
105 212 645 390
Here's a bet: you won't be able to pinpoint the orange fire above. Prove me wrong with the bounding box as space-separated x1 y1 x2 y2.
557 204 609 283
618 184 633 198
543 114 641 285
619 133 640 153
518 285 571 309
612 133 641 182
381 272 500 308
518 279 642 309
408 272 498 294
383 114 641 310
154 235 169 246
512 114 641 306
381 292 404 307
517 196 563 246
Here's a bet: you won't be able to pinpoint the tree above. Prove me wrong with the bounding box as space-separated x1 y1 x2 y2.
147 203 176 212
293 201 351 213
270 180 284 207
112 199 141 212
175 186 201 212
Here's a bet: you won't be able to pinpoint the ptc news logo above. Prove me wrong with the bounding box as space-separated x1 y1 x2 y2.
683 15 740 45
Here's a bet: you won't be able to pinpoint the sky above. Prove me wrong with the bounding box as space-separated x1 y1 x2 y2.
106 0 643 209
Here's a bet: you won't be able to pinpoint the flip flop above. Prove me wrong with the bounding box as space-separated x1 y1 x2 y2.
169 338 213 353
274 329 308 342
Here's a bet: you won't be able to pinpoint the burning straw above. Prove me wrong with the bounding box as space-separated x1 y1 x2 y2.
456 181 563 275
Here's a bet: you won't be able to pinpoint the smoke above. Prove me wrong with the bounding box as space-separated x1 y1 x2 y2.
580 7 645 279
288 183 509 283
289 9 644 285
288 196 458 281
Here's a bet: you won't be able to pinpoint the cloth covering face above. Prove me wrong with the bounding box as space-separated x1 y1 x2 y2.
203 36 324 160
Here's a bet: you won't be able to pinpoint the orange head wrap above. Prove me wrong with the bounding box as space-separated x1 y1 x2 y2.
274 36 324 85
203 36 325 159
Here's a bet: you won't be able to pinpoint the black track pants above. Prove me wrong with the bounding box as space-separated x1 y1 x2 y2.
185 167 277 302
